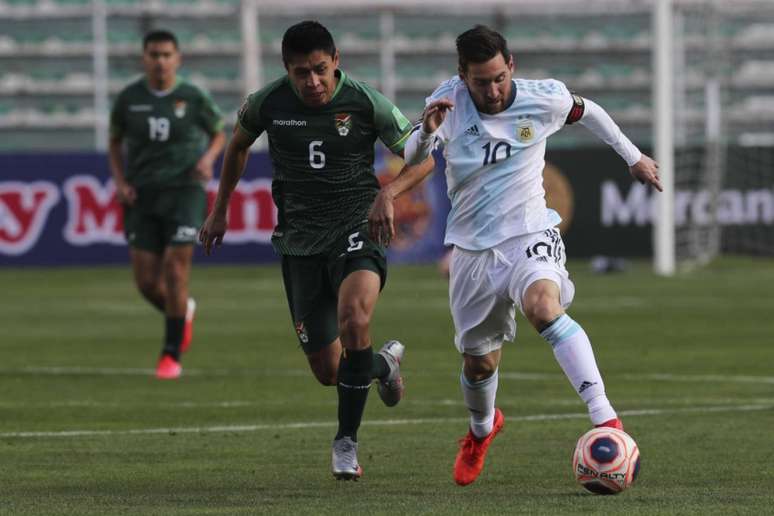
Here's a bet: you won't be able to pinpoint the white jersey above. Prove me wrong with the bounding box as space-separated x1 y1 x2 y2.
428 76 574 250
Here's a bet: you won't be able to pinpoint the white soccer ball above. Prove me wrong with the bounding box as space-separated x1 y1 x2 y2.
572 426 640 495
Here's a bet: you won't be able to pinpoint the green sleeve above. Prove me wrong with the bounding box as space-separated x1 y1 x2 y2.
237 78 286 139
109 91 126 140
196 87 225 135
236 92 263 139
363 84 412 153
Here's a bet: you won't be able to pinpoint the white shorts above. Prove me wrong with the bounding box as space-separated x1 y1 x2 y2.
449 228 576 356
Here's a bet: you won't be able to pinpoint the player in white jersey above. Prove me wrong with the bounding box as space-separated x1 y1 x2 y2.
397 25 663 486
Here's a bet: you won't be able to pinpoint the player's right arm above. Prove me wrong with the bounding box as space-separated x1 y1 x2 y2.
199 126 256 255
107 91 136 206
108 137 136 206
403 98 454 166
199 88 269 254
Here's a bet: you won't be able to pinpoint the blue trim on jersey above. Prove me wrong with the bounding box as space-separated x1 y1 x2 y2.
540 314 581 348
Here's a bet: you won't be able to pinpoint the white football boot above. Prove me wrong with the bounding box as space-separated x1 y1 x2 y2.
376 340 405 407
331 436 363 480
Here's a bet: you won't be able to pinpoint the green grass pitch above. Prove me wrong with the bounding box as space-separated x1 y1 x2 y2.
0 258 772 514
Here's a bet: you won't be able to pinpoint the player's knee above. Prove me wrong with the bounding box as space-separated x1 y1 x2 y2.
463 354 498 382
337 308 370 343
135 276 159 298
524 293 563 330
162 258 187 287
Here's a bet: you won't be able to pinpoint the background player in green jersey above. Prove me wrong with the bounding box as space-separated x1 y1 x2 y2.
109 30 226 380
199 21 434 480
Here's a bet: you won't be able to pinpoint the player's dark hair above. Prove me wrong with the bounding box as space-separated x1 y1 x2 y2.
281 20 336 65
456 25 510 72
143 30 178 50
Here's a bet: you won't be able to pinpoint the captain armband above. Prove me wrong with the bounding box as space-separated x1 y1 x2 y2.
565 94 585 125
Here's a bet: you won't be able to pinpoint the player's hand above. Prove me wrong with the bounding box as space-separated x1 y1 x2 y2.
422 99 454 134
115 181 137 206
630 154 663 192
199 209 227 256
192 155 215 182
368 189 395 247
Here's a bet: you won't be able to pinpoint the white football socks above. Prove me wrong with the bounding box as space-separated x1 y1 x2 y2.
540 314 617 425
460 368 499 438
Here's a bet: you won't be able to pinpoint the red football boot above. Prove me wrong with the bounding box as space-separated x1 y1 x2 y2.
180 298 196 353
156 354 182 380
453 408 505 486
596 417 624 431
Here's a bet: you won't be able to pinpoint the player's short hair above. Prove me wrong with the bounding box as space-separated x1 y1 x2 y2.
143 30 178 50
281 20 336 65
456 25 510 72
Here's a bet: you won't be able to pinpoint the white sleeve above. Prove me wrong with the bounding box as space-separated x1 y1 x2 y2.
403 126 438 166
578 98 642 167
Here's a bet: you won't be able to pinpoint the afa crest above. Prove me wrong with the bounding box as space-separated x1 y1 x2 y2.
334 113 352 136
174 100 187 119
517 120 534 143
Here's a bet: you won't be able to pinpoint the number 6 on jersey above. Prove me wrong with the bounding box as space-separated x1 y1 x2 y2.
309 140 325 169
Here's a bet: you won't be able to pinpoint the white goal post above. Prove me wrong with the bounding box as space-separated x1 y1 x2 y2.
653 0 676 275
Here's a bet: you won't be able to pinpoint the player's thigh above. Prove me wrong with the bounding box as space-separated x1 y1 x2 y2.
160 185 207 248
337 268 381 326
449 246 516 356
281 255 339 355
328 227 387 293
508 228 576 315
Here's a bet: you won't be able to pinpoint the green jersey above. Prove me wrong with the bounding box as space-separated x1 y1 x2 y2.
238 70 412 256
110 78 225 189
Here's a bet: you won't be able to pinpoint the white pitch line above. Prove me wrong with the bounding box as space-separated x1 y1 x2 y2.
5 366 774 385
0 403 770 439
0 366 309 378
639 373 774 385
1 397 774 410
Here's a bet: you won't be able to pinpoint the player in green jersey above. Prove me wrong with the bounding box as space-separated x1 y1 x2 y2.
108 30 226 380
199 21 434 480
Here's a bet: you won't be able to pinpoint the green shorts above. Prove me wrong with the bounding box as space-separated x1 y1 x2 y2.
281 228 387 354
123 185 206 254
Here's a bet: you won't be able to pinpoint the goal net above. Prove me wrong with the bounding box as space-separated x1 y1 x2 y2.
672 0 774 267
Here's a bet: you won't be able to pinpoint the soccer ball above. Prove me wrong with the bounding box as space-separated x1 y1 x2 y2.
572 426 640 495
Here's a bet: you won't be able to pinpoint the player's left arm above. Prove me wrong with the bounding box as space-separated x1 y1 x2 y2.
569 95 663 192
193 89 227 182
367 89 436 245
368 150 436 247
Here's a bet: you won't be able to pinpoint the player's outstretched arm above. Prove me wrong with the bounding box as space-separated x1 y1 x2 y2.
576 97 662 192
368 155 435 247
199 127 255 255
630 154 663 192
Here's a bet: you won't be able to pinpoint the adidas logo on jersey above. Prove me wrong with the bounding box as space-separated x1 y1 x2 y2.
464 124 480 136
